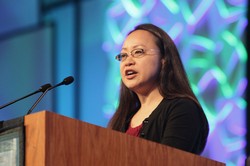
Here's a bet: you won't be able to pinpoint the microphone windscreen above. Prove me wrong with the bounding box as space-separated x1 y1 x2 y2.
63 76 74 85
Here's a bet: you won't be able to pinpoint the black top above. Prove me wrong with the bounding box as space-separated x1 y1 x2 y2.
122 98 208 154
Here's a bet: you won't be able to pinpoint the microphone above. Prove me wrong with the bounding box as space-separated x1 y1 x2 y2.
0 83 52 110
26 76 74 115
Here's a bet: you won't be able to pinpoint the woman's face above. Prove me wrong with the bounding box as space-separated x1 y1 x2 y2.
120 30 163 95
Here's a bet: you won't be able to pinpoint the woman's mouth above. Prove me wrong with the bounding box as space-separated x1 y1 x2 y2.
125 70 137 79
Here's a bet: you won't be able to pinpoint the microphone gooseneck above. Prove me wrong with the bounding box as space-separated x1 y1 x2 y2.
26 76 74 115
0 83 52 110
39 84 52 93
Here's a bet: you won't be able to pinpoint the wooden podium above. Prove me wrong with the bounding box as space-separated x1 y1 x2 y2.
24 111 225 166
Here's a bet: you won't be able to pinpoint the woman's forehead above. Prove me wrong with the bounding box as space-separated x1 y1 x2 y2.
122 30 157 49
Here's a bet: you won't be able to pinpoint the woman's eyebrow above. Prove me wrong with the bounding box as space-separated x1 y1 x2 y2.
121 44 146 51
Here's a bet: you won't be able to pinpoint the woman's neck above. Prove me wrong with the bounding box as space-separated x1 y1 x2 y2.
130 87 163 128
137 87 163 111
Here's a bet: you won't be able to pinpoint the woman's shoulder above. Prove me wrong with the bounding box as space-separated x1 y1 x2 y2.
158 97 201 115
161 97 198 107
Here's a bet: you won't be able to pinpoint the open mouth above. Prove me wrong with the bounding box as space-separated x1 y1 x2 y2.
125 70 137 76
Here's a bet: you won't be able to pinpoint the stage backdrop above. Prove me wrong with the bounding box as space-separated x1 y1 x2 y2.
0 0 247 165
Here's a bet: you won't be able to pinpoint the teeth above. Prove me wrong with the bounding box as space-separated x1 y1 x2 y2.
127 71 134 75
126 70 136 75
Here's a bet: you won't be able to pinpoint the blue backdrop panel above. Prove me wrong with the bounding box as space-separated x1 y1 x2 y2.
0 25 54 120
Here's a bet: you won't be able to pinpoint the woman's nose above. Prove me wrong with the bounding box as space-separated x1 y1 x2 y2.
124 56 135 66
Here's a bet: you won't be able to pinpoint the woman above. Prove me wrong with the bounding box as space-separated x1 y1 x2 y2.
108 23 209 155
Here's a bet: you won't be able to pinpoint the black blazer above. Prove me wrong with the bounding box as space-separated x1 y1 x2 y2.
122 98 208 155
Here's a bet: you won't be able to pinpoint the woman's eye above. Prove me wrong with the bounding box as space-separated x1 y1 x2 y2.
134 49 144 55
121 53 127 57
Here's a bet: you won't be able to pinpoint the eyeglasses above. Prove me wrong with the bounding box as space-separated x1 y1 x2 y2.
115 48 159 61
